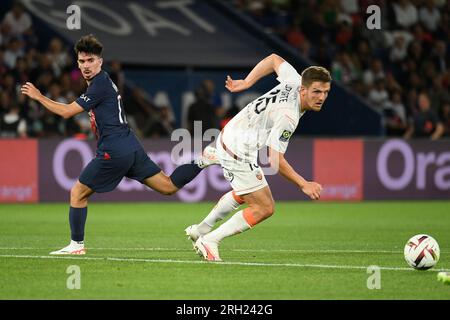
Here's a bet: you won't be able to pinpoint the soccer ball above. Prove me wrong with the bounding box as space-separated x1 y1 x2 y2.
404 234 440 270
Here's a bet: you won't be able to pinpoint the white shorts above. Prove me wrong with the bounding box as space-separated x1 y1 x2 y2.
217 133 268 196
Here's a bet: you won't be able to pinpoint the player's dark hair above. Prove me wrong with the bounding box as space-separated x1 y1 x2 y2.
301 66 331 87
74 34 103 57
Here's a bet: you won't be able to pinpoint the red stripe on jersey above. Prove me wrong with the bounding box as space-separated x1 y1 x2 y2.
89 110 99 140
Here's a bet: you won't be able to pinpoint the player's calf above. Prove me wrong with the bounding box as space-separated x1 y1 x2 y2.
143 172 178 195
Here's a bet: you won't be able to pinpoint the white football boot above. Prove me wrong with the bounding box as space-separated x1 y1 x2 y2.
50 240 86 255
185 224 201 247
194 237 222 262
196 144 219 169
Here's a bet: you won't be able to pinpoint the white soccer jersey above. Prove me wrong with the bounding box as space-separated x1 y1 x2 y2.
222 62 305 162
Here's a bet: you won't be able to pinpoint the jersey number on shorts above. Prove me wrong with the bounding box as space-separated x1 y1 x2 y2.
117 95 128 124
254 89 280 114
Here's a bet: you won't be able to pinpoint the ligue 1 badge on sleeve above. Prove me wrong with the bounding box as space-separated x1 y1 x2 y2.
279 130 292 142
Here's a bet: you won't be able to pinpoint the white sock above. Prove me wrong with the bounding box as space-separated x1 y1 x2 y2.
197 191 242 234
70 240 84 247
204 210 251 243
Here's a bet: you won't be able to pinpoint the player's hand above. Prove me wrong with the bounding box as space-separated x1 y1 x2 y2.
21 82 42 101
301 181 322 200
225 76 249 93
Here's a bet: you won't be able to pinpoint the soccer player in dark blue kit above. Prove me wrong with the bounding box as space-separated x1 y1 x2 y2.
21 34 218 254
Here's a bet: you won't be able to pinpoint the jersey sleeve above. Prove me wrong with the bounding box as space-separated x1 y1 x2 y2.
266 111 298 154
75 80 105 112
276 61 301 84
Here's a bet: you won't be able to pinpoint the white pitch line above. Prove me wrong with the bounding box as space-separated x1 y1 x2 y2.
0 247 414 254
1 254 450 273
3 246 450 254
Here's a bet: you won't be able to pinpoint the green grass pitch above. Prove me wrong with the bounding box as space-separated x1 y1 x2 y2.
0 201 449 300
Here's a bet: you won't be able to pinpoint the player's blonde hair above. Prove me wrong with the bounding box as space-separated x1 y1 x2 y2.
301 66 331 87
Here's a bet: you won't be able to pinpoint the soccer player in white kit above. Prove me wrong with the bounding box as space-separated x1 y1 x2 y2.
186 54 332 261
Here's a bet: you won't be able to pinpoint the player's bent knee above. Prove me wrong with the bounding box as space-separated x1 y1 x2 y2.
70 185 79 200
70 182 92 207
261 202 275 218
250 205 274 221
161 187 177 196
70 187 84 206
263 207 275 218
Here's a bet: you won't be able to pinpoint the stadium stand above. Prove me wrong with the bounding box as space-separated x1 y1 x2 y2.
228 0 450 138
0 0 448 139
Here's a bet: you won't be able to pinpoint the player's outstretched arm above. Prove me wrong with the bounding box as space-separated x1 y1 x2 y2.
225 53 285 93
268 147 322 200
21 82 84 119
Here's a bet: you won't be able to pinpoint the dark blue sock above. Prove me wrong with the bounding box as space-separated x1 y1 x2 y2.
170 161 203 189
69 207 88 242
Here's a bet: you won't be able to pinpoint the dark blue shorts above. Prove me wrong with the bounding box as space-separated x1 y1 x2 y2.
79 148 161 193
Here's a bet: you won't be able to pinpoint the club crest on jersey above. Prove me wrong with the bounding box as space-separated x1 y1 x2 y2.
255 170 263 180
279 130 292 142
223 168 234 182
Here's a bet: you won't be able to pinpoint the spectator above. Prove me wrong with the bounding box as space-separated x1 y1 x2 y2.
384 73 403 94
419 0 441 32
429 76 450 113
29 53 54 84
408 40 425 69
109 60 125 95
187 85 219 135
363 58 386 87
3 36 24 69
368 79 389 107
0 74 19 116
1 2 33 37
153 91 176 125
47 82 67 104
0 103 27 138
59 71 77 100
439 100 450 137
146 105 175 138
431 40 448 73
201 79 225 120
383 90 407 136
404 92 444 140
12 56 29 84
285 22 306 50
434 8 449 41
126 87 158 138
46 37 71 77
340 0 359 16
411 23 434 45
331 51 358 85
0 46 8 73
39 109 63 138
389 33 409 62
335 20 353 50
298 38 314 60
355 40 371 70
145 91 176 138
392 0 418 29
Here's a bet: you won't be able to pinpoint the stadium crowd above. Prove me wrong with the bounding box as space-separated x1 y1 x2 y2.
233 0 450 138
0 2 181 140
1 1 449 139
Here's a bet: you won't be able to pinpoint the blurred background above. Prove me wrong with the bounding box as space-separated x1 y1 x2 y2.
0 0 449 203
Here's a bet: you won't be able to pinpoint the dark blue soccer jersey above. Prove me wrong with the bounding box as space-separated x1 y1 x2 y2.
76 71 141 158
